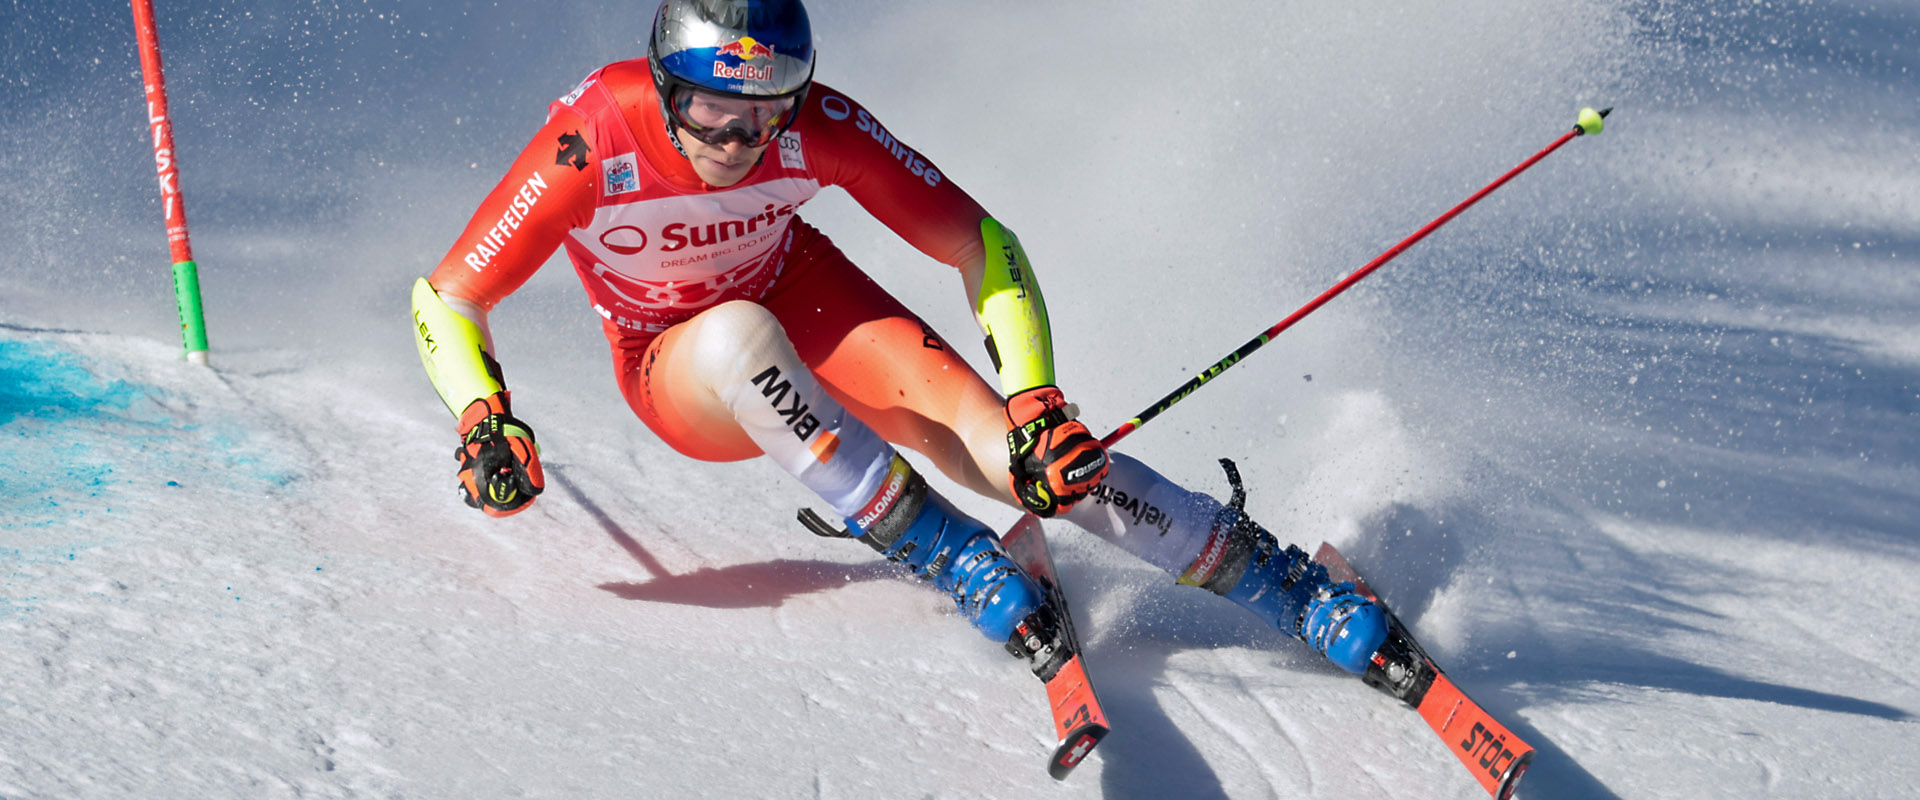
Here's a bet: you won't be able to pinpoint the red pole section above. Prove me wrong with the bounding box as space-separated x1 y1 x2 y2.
1100 112 1606 449
1242 128 1585 360
132 0 191 264
131 0 210 363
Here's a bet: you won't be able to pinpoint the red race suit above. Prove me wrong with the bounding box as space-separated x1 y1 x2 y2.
426 60 1005 468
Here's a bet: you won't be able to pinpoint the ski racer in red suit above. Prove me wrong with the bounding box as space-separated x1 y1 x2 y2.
410 0 1388 678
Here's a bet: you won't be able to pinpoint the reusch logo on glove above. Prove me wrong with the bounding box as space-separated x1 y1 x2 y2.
1064 452 1106 483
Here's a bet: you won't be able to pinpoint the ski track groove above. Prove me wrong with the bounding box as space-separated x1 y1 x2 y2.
210 368 327 486
773 597 796 643
804 685 827 800
1170 656 1294 799
1354 759 1397 800
1253 689 1318 798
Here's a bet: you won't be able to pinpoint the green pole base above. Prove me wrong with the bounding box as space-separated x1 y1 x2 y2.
172 259 210 362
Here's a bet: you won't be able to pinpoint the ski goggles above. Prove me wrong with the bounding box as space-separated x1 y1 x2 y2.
667 86 799 148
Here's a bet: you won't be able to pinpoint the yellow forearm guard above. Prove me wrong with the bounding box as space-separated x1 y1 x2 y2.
975 218 1055 393
411 277 505 416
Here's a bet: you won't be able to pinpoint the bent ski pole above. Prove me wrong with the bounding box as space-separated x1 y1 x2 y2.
1100 107 1609 449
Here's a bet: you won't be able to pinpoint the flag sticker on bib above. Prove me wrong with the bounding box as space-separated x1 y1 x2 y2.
603 153 640 196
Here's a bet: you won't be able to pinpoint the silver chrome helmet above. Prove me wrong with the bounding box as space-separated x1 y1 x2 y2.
648 0 815 147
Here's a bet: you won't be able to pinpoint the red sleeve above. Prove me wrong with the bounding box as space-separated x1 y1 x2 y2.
426 109 599 309
798 85 989 271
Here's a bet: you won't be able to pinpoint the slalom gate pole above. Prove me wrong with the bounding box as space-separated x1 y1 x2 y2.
1098 107 1609 449
132 0 210 365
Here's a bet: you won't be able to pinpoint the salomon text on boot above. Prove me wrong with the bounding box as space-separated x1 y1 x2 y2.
804 456 1047 644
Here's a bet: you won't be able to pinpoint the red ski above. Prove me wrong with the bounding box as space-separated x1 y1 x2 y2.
1002 516 1109 779
1315 542 1535 799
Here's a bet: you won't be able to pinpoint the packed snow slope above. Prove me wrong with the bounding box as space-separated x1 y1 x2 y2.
4 1 1918 798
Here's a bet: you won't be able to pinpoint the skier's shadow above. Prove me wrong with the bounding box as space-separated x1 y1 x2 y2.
1345 504 1626 800
597 559 897 609
1035 550 1247 799
1073 503 1628 800
548 465 897 608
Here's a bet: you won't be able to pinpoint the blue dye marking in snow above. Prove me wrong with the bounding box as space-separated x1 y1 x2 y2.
0 339 137 425
2 337 303 622
0 339 144 531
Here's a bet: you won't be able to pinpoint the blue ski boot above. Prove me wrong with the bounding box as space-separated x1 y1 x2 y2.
803 457 1046 644
1182 460 1388 674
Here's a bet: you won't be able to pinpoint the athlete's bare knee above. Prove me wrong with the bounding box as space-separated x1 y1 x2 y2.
693 300 782 341
686 300 792 366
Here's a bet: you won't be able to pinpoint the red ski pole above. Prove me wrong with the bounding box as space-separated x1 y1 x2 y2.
1099 107 1610 449
132 0 211 365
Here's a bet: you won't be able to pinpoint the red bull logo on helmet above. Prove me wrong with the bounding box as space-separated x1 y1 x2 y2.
713 37 777 82
713 61 774 82
716 37 775 61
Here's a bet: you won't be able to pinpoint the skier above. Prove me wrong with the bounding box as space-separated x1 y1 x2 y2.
409 0 1387 677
